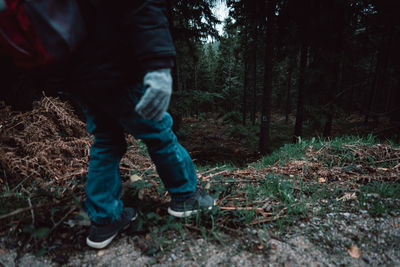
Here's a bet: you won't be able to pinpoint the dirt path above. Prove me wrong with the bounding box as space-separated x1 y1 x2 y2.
1 211 399 266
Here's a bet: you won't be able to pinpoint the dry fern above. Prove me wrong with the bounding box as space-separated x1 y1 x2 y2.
0 97 91 188
0 96 149 196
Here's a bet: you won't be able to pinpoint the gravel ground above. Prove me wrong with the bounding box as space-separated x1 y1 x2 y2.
1 211 399 266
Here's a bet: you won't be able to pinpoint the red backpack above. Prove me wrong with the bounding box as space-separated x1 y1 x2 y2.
0 0 86 68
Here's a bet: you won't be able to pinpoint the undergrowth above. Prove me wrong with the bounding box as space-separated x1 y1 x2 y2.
0 97 399 259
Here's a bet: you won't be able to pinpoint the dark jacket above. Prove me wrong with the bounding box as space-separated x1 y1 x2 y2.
65 0 176 90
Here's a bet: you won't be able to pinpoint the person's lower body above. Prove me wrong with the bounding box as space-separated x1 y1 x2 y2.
70 81 214 248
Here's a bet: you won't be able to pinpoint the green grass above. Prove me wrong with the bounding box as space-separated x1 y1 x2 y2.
358 181 400 216
110 134 400 255
2 134 399 257
252 134 390 168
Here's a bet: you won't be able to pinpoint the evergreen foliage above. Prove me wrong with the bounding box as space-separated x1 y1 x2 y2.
167 0 400 154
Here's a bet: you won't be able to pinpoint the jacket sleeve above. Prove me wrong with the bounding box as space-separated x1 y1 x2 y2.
119 0 176 69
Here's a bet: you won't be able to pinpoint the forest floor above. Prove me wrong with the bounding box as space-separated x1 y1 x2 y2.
0 97 399 266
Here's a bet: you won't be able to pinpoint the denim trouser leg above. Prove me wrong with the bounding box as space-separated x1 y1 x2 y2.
83 106 127 224
73 82 197 224
121 112 197 199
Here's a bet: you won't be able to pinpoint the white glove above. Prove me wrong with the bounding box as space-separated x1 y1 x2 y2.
135 68 172 121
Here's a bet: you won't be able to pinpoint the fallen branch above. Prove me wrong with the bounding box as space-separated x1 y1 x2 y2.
220 206 272 216
210 179 263 183
12 173 34 191
199 165 226 176
374 157 400 164
202 170 229 181
0 204 46 220
249 207 287 225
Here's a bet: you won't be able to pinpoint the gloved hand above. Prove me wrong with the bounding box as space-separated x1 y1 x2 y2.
135 68 172 121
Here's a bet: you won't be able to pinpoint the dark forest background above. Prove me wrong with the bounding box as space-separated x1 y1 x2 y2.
1 0 400 157
169 0 400 156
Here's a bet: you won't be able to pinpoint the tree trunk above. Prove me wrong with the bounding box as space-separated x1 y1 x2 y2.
285 60 293 123
364 25 393 123
364 54 379 124
293 43 307 143
242 21 249 126
324 29 344 138
249 1 258 125
276 80 282 109
259 0 276 155
242 55 249 125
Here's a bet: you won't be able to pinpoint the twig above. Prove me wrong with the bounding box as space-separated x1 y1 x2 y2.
202 170 228 181
184 224 202 233
12 173 34 191
374 157 400 164
3 120 24 133
0 204 46 220
220 206 273 217
3 170 9 191
249 207 287 225
0 192 25 198
199 165 226 176
223 197 247 201
120 166 137 172
27 197 34 225
21 188 35 225
220 206 259 211
49 206 76 234
210 179 263 183
221 206 252 211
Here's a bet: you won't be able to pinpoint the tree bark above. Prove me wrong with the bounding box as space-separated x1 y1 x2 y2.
364 25 393 123
324 27 344 138
249 1 258 125
242 54 249 125
259 0 276 155
293 43 307 143
285 60 293 124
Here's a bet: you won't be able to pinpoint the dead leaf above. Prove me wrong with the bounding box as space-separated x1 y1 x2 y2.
257 244 264 250
348 244 362 258
390 220 400 228
138 188 145 200
97 250 105 256
336 192 357 202
318 177 327 183
130 174 142 183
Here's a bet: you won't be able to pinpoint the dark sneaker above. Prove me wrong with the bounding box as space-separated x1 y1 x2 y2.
86 207 137 249
168 188 216 218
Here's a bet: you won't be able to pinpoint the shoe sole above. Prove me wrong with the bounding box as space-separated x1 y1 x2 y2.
168 200 216 218
86 213 138 249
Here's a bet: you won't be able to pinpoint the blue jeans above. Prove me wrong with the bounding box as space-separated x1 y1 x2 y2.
71 82 197 224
